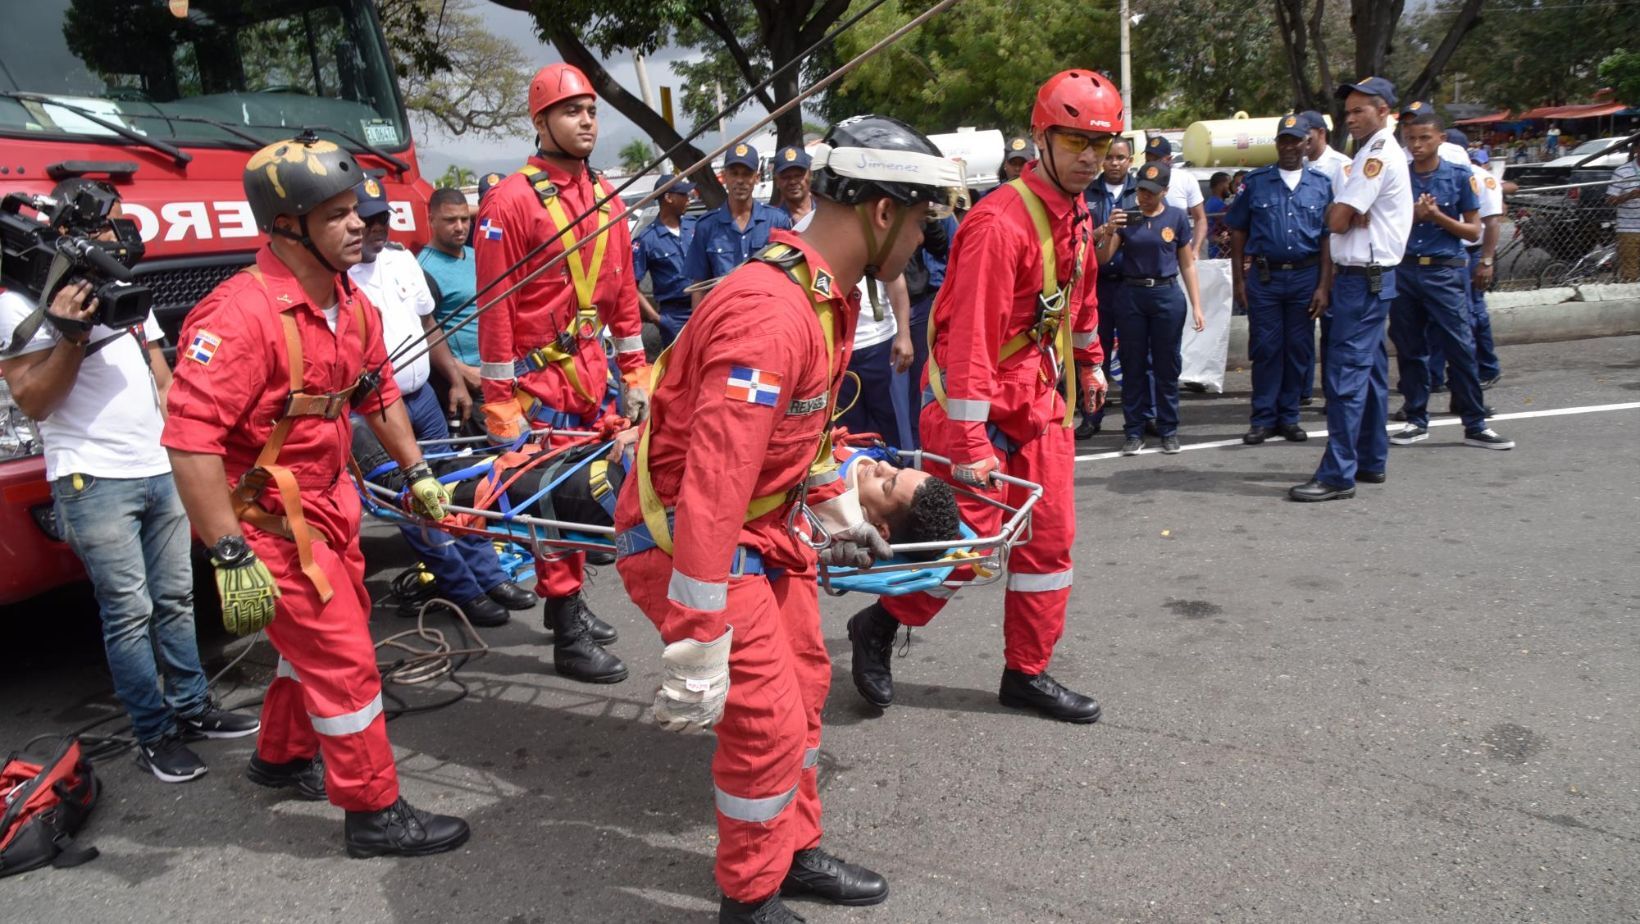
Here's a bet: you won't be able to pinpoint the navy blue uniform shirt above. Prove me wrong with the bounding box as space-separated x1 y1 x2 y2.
632 214 697 306
684 201 793 282
1116 204 1193 278
1224 165 1332 261
1086 176 1139 276
1406 159 1479 259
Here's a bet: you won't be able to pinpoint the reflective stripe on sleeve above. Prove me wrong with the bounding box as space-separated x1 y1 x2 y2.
803 746 820 770
613 335 645 354
715 783 798 823
480 361 516 381
668 571 727 611
309 693 383 737
946 398 991 422
1073 331 1096 349
1006 569 1074 593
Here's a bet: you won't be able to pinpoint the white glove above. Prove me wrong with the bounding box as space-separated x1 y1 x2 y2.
818 521 894 569
653 628 732 733
623 385 650 425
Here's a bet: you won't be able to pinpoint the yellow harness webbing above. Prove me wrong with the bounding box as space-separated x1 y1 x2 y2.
514 165 614 403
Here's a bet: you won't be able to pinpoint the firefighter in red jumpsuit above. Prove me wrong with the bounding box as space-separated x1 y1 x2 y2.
475 63 648 684
164 136 469 857
615 116 966 924
847 70 1124 724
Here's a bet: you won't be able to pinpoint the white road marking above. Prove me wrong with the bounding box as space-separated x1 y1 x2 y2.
1075 401 1640 462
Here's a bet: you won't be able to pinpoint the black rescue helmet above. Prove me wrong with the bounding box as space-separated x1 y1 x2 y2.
810 114 966 211
244 134 363 232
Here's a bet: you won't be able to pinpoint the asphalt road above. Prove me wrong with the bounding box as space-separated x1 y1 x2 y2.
4 335 1637 923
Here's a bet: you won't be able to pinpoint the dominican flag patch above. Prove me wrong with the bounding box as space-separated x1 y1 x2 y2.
479 218 503 241
185 330 221 366
726 366 782 407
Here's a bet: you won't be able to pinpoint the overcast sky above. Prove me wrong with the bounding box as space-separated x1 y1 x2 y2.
411 4 774 181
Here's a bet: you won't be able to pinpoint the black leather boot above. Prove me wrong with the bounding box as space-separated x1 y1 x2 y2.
846 602 900 708
781 847 889 906
545 597 628 684
344 796 470 858
542 593 618 645
998 669 1102 723
486 580 538 611
245 753 326 801
720 893 806 923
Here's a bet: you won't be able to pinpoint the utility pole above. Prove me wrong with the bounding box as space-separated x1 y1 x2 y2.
1120 0 1133 120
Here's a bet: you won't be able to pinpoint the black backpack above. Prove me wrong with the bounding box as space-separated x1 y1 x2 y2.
0 737 100 877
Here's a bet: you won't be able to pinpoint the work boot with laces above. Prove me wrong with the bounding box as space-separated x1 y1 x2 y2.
847 601 900 708
344 796 470 858
719 893 806 923
545 595 628 683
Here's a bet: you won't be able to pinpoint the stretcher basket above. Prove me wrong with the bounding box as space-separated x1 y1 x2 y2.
356 433 1042 598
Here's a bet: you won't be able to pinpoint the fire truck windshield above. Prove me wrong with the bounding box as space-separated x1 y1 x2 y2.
0 0 409 153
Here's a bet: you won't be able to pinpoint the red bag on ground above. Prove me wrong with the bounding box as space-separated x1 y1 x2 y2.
0 736 100 877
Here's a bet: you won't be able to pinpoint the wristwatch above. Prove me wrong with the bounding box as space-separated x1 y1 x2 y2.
1480 257 1494 266
211 535 252 567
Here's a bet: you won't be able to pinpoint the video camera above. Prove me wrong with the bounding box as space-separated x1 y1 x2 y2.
0 183 152 332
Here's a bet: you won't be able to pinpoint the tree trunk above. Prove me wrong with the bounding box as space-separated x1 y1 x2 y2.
1349 0 1405 80
1403 0 1488 103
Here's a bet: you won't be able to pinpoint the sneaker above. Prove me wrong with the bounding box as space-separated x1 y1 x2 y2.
1464 428 1515 450
136 734 208 783
1480 373 1501 388
180 702 261 740
1389 425 1429 445
1160 435 1181 454
1120 437 1143 456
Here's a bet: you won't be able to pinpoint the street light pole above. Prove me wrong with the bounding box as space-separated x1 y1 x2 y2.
1120 0 1133 119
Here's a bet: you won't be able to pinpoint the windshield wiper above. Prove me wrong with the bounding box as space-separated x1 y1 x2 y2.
0 91 191 167
238 121 411 175
143 113 265 148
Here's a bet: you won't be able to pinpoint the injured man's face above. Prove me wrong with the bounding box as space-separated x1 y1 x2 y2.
851 457 962 557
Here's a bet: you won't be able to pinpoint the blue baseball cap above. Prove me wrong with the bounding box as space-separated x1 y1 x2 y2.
1336 76 1398 107
476 171 505 201
774 145 812 173
1003 136 1035 162
655 173 695 196
1445 128 1469 147
1136 160 1170 193
1398 100 1438 123
1299 110 1329 133
1470 148 1490 166
723 142 760 171
1144 134 1172 159
353 176 390 219
1276 113 1308 139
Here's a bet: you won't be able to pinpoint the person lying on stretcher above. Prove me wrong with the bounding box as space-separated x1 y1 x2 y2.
352 426 962 559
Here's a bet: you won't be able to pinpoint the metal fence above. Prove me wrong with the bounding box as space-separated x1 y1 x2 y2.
1490 178 1623 292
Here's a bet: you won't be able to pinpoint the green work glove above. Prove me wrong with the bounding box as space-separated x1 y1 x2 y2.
214 550 280 636
404 461 452 521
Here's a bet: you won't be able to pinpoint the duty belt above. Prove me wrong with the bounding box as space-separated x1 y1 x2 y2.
1403 255 1468 268
1252 255 1320 272
1334 264 1389 276
1123 275 1177 288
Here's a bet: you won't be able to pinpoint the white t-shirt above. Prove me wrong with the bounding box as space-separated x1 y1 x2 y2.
1466 162 1505 247
1306 146 1352 194
1163 165 1204 212
792 211 897 350
1333 126 1413 267
1607 161 1640 234
0 290 169 480
1278 168 1303 191
348 245 435 394
1437 142 1470 167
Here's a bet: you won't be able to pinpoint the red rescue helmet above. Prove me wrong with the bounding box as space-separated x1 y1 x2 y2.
529 63 595 117
1031 69 1125 136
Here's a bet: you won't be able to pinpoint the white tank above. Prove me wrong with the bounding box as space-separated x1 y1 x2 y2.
1181 112 1291 167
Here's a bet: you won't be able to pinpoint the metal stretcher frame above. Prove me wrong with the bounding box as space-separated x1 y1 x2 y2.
356 432 1043 597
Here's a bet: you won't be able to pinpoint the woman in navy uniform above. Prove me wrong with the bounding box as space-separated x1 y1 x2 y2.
1094 160 1203 455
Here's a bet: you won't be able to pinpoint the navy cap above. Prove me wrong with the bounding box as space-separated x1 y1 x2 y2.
1144 134 1172 159
723 142 760 171
1398 99 1438 122
1469 148 1490 166
1299 110 1329 133
1003 136 1034 162
774 145 812 173
1136 160 1170 193
1336 76 1397 107
1276 113 1308 140
476 171 505 201
1445 128 1469 147
353 176 389 219
656 173 696 196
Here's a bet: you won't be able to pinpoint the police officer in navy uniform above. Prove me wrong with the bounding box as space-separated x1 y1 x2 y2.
1386 102 1514 452
685 143 792 300
1227 114 1333 445
1002 135 1034 181
1290 77 1411 502
1095 160 1204 456
772 145 816 223
1079 135 1139 438
632 173 698 346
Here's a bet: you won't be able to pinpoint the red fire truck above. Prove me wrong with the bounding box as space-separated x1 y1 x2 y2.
0 0 434 604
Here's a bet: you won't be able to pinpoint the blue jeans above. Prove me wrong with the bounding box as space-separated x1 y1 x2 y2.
53 472 208 744
1117 283 1186 438
1315 271 1394 488
1246 264 1320 427
398 383 510 601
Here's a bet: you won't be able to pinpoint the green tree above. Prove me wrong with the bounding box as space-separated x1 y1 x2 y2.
1599 50 1640 107
618 138 655 174
439 164 477 187
380 0 531 139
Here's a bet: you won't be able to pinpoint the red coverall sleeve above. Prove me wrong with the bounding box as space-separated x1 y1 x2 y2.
932 213 1014 464
161 290 272 455
599 194 648 380
354 290 402 416
474 192 523 406
661 323 803 643
1072 252 1103 366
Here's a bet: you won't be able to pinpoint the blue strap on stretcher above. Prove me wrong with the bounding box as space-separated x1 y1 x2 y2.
821 521 979 596
493 440 611 520
613 515 775 579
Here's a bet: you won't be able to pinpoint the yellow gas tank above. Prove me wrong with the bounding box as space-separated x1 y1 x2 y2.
1181 112 1292 167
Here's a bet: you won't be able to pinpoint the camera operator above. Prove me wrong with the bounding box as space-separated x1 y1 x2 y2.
0 178 258 784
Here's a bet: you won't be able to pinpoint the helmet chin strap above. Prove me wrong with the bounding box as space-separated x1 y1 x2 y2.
1039 136 1077 199
273 214 342 276
855 203 910 322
